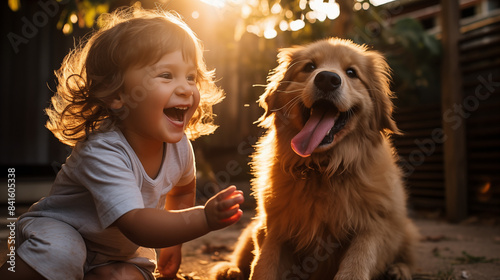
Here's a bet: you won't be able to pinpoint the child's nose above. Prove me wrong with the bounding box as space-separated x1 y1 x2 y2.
174 84 194 97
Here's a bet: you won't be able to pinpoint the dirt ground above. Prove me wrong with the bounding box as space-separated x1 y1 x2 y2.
176 211 500 280
1 210 499 280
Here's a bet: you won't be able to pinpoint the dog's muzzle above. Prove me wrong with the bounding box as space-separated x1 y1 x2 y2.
290 71 351 158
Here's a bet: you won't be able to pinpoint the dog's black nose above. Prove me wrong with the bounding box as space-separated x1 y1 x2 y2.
314 71 341 91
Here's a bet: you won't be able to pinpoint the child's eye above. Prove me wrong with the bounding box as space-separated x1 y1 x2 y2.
159 72 172 80
187 74 197 83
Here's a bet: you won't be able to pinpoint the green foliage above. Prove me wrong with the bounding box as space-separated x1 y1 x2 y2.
232 1 442 106
9 0 111 34
350 11 442 106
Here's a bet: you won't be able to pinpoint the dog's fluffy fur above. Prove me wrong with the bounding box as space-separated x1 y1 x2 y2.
212 38 418 280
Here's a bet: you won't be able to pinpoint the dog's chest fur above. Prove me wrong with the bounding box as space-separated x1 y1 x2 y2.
252 128 404 252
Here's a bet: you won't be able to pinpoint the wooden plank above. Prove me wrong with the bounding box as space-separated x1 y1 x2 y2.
459 21 500 39
468 174 500 181
460 47 500 65
462 60 500 75
440 0 468 222
468 163 500 171
467 126 500 136
462 74 500 88
409 181 445 189
411 163 445 172
460 14 500 35
467 114 500 125
396 129 445 139
409 188 445 197
410 197 445 209
397 119 442 130
409 172 445 180
394 104 441 118
467 140 500 148
469 151 500 160
459 36 500 53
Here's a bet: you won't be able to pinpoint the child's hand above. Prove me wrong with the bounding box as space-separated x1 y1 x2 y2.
156 245 182 278
204 186 244 231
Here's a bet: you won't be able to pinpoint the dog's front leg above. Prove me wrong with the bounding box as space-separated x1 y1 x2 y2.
334 230 381 280
249 233 283 280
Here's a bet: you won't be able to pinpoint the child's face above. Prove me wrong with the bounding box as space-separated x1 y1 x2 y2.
117 50 200 144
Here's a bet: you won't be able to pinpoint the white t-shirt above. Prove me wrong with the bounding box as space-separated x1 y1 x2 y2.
20 129 195 258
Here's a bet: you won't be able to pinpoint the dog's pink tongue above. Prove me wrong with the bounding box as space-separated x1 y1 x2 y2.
291 108 336 157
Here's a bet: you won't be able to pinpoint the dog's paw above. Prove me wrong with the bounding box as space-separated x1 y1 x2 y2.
210 262 245 280
386 263 412 280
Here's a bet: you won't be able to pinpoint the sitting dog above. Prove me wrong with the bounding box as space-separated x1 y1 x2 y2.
212 38 419 280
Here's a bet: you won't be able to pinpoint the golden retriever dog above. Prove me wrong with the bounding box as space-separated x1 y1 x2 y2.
212 38 418 280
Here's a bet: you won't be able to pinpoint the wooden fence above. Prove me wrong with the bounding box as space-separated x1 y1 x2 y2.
393 18 500 214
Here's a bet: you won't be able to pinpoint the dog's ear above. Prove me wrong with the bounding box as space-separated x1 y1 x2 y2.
256 47 297 128
366 51 401 135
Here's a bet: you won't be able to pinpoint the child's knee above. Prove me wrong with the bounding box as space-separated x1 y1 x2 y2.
18 217 87 278
48 235 87 267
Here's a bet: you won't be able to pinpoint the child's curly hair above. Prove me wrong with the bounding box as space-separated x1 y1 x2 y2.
46 7 224 147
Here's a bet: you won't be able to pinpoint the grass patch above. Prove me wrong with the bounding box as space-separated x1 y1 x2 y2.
455 251 499 264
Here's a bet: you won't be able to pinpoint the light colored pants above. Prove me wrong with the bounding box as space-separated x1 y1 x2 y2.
16 217 155 280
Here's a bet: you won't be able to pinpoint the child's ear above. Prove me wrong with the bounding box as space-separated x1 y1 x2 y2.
109 93 125 110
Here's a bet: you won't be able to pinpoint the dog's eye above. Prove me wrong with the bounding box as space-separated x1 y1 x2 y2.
346 68 357 78
302 62 316 73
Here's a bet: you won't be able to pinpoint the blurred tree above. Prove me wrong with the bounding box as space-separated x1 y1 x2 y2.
230 0 442 106
9 0 111 34
350 8 442 106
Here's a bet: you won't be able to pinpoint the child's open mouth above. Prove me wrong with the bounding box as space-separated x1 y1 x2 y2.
163 106 189 123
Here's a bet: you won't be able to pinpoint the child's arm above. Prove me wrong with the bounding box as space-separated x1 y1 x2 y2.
113 185 244 248
157 178 197 277
165 178 197 211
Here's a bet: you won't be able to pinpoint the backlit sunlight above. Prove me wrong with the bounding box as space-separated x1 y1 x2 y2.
197 0 343 39
369 0 396 7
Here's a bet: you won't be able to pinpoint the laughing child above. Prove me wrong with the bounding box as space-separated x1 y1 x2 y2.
0 7 244 280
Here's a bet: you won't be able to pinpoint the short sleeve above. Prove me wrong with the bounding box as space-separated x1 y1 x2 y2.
176 138 196 186
65 137 144 229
